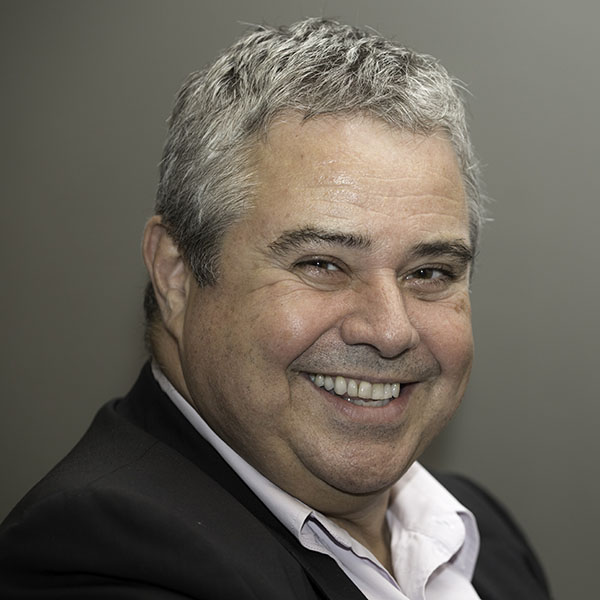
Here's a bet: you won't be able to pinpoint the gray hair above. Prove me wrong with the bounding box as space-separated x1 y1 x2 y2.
146 18 483 323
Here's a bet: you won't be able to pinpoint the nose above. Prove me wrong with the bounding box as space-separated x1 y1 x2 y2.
340 276 420 358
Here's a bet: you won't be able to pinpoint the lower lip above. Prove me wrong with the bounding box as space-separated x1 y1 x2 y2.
306 377 414 425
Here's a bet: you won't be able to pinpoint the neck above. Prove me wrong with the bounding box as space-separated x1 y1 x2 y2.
326 490 395 575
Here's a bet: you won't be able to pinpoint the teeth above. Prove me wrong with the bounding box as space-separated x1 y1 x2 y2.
309 373 402 403
334 376 347 395
347 379 358 397
358 381 372 399
372 383 384 400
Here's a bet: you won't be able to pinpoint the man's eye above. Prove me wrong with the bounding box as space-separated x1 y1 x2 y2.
308 260 340 271
296 258 340 272
294 258 344 277
405 267 456 286
408 268 447 280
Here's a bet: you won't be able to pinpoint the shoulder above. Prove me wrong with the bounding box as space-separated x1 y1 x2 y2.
0 381 319 598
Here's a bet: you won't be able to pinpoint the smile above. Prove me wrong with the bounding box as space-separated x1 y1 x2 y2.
308 373 401 408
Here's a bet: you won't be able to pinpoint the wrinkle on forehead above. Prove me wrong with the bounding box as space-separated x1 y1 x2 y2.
259 117 465 199
246 113 469 248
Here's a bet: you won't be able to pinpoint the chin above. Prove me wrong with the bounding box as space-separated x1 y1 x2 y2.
332 478 398 497
327 470 406 497
314 453 416 497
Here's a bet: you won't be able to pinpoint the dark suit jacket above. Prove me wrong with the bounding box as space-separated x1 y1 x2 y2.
0 364 551 599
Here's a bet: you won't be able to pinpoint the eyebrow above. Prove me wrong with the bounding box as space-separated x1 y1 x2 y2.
267 226 474 265
409 240 474 264
268 226 372 256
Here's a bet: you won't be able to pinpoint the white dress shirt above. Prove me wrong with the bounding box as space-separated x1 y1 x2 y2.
152 363 481 600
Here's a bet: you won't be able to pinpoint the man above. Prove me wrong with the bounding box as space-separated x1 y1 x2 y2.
0 18 551 599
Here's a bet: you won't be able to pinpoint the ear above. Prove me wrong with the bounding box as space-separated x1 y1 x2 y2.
142 215 191 342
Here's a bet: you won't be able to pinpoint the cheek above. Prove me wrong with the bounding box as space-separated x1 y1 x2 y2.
413 298 474 375
440 329 474 378
250 290 344 364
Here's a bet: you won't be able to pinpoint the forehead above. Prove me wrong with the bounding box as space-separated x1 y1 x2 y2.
246 113 468 245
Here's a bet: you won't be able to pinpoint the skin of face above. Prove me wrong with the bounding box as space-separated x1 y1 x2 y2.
146 113 474 543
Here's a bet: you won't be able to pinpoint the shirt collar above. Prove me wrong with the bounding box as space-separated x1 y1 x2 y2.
388 463 480 592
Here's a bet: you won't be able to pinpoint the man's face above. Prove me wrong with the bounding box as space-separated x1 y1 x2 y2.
176 114 473 508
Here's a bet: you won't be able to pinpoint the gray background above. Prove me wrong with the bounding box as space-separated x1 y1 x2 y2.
2 1 598 597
